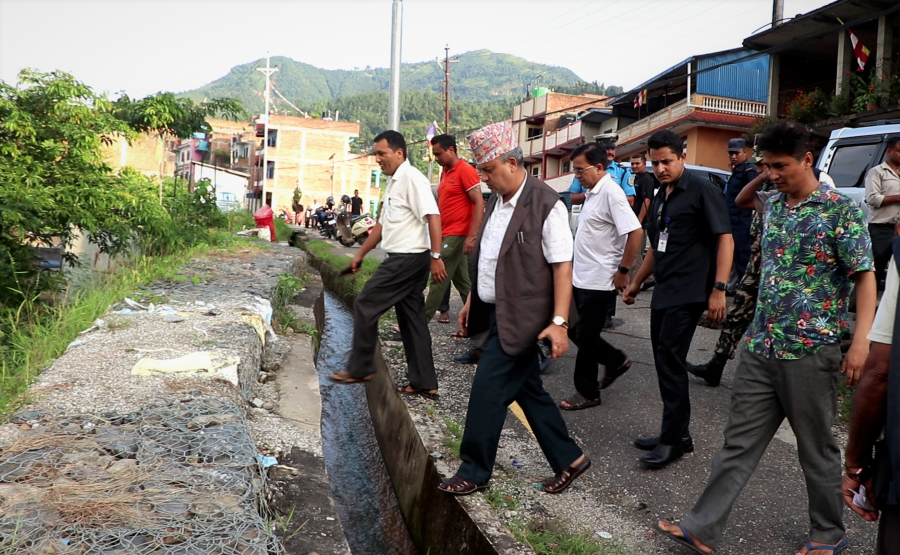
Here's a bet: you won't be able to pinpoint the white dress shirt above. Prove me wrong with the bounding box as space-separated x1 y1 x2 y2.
870 255 898 344
477 176 573 303
573 173 642 290
865 162 900 224
380 160 440 253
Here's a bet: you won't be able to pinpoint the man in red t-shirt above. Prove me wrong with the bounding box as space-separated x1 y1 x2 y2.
424 134 485 321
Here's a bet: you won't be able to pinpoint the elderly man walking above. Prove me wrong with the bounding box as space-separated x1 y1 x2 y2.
438 121 589 496
328 130 447 398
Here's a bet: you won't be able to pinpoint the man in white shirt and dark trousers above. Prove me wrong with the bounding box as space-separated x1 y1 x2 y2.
559 142 643 411
438 121 589 495
328 130 447 398
864 136 900 289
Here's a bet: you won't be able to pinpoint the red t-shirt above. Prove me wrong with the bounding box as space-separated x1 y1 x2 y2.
438 161 480 238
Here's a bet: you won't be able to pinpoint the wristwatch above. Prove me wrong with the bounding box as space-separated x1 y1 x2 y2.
618 265 630 275
430 251 442 260
713 281 727 292
845 466 872 482
551 316 569 329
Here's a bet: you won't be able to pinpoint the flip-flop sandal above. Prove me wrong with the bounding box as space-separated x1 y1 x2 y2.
600 360 632 389
800 539 848 554
450 331 467 339
559 392 601 411
437 475 489 496
327 371 374 384
438 313 451 323
653 523 712 554
397 384 440 400
540 456 591 493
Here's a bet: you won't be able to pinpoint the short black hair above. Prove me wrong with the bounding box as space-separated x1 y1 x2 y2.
631 152 646 161
373 130 407 159
570 142 607 169
431 134 456 152
887 135 900 151
647 130 683 156
757 122 811 161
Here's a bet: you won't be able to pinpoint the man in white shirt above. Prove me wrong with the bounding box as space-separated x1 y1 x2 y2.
865 136 900 289
438 121 589 496
327 130 447 399
559 143 643 411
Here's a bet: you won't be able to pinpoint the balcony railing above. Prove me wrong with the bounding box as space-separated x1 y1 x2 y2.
695 94 767 118
618 99 691 143
523 120 585 158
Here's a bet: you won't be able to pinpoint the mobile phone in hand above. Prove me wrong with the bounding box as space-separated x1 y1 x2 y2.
537 337 553 359
339 266 354 276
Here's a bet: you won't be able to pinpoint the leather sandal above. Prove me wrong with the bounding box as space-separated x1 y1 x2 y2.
559 392 601 411
397 384 439 400
437 475 489 496
540 455 591 493
327 371 374 384
600 359 632 389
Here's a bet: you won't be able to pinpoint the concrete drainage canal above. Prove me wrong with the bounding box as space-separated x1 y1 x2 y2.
314 291 417 555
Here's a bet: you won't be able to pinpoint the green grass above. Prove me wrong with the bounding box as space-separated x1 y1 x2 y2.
441 415 464 458
274 217 294 242
302 239 381 298
0 236 252 415
272 273 308 332
484 488 518 512
837 380 854 424
510 520 630 555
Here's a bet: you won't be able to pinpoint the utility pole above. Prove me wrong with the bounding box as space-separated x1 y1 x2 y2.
257 53 278 207
772 0 784 26
388 0 403 132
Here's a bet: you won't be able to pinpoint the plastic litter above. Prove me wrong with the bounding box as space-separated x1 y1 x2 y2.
511 459 525 468
597 531 613 539
257 455 278 469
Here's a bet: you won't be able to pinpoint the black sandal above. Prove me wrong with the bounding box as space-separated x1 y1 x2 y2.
600 359 632 389
540 456 591 494
397 384 439 400
559 392 601 411
438 475 489 496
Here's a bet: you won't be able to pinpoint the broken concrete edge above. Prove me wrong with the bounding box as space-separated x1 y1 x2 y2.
306 248 533 555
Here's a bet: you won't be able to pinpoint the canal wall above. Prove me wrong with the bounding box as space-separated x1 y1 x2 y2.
307 247 528 555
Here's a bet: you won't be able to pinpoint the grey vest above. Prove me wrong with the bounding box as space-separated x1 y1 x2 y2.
468 174 563 356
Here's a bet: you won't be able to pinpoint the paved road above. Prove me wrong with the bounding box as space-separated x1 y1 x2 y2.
431 289 879 555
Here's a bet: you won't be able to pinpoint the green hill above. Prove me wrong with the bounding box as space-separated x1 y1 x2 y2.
179 50 612 112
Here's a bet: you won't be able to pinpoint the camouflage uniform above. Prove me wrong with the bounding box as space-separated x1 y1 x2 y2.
712 207 762 359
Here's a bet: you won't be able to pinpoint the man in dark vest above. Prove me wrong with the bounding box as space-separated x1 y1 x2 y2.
438 121 590 496
844 229 900 554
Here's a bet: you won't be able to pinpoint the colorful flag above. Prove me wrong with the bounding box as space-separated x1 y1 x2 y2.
837 18 870 71
633 90 647 109
426 123 436 142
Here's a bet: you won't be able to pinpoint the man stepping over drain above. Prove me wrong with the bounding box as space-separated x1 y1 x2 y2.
656 122 875 555
438 121 590 496
559 142 642 411
328 130 447 399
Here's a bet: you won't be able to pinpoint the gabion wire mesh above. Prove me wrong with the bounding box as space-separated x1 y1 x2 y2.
0 398 283 554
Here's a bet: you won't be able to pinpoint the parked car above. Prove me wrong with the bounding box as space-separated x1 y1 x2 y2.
815 122 900 219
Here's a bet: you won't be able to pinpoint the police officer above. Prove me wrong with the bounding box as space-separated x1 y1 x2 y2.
723 138 758 295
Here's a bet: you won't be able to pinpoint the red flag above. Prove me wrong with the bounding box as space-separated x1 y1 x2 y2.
633 89 647 109
837 18 870 72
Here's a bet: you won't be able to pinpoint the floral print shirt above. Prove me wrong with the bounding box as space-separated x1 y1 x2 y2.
744 184 873 359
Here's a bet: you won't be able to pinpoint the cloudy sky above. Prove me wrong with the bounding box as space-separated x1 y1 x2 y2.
1 0 827 97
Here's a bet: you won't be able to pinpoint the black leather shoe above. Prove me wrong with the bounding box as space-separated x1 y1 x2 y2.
453 351 480 365
634 436 694 453
687 352 727 387
639 443 685 470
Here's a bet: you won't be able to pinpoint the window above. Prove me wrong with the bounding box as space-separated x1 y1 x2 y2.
562 161 571 174
828 142 881 188
531 166 540 176
704 171 727 191
527 126 542 140
267 161 275 179
267 129 278 147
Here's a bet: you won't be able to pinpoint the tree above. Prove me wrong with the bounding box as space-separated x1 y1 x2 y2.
111 92 246 203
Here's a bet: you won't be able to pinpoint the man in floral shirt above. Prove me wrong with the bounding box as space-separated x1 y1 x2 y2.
658 122 876 555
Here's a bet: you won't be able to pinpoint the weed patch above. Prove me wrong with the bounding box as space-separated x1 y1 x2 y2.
511 519 630 555
441 416 464 458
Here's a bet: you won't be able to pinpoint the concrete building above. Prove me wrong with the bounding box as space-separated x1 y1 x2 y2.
172 133 208 182
191 162 250 211
102 133 175 177
608 48 770 171
253 114 381 215
512 92 610 190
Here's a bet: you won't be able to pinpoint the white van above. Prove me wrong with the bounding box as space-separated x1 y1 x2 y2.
816 122 900 218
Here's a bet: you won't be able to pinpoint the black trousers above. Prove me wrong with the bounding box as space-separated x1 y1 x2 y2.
457 309 583 485
439 284 451 313
870 223 895 288
569 288 627 400
878 504 900 555
347 252 438 390
650 302 706 445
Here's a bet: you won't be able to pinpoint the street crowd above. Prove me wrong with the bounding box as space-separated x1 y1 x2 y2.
324 120 900 555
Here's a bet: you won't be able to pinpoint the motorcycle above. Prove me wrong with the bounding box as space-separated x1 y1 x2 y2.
317 206 338 240
336 207 376 247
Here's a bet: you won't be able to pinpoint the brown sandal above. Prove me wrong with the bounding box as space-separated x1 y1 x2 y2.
397 384 439 400
437 475 489 496
600 360 632 389
541 455 591 494
559 392 601 411
327 371 374 384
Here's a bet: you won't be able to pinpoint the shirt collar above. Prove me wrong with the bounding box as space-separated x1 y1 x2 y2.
772 182 832 207
879 161 900 178
586 173 613 196
501 175 528 208
389 160 411 183
673 169 692 191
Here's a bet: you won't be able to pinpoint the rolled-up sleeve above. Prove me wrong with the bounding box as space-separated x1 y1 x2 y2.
865 166 885 209
542 200 574 264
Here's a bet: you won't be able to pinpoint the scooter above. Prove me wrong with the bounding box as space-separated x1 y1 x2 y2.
336 207 376 247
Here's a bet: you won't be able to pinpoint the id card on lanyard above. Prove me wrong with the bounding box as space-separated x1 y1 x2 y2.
658 216 671 253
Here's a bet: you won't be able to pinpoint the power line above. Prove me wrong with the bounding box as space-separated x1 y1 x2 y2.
494 0 601 39
502 0 629 48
